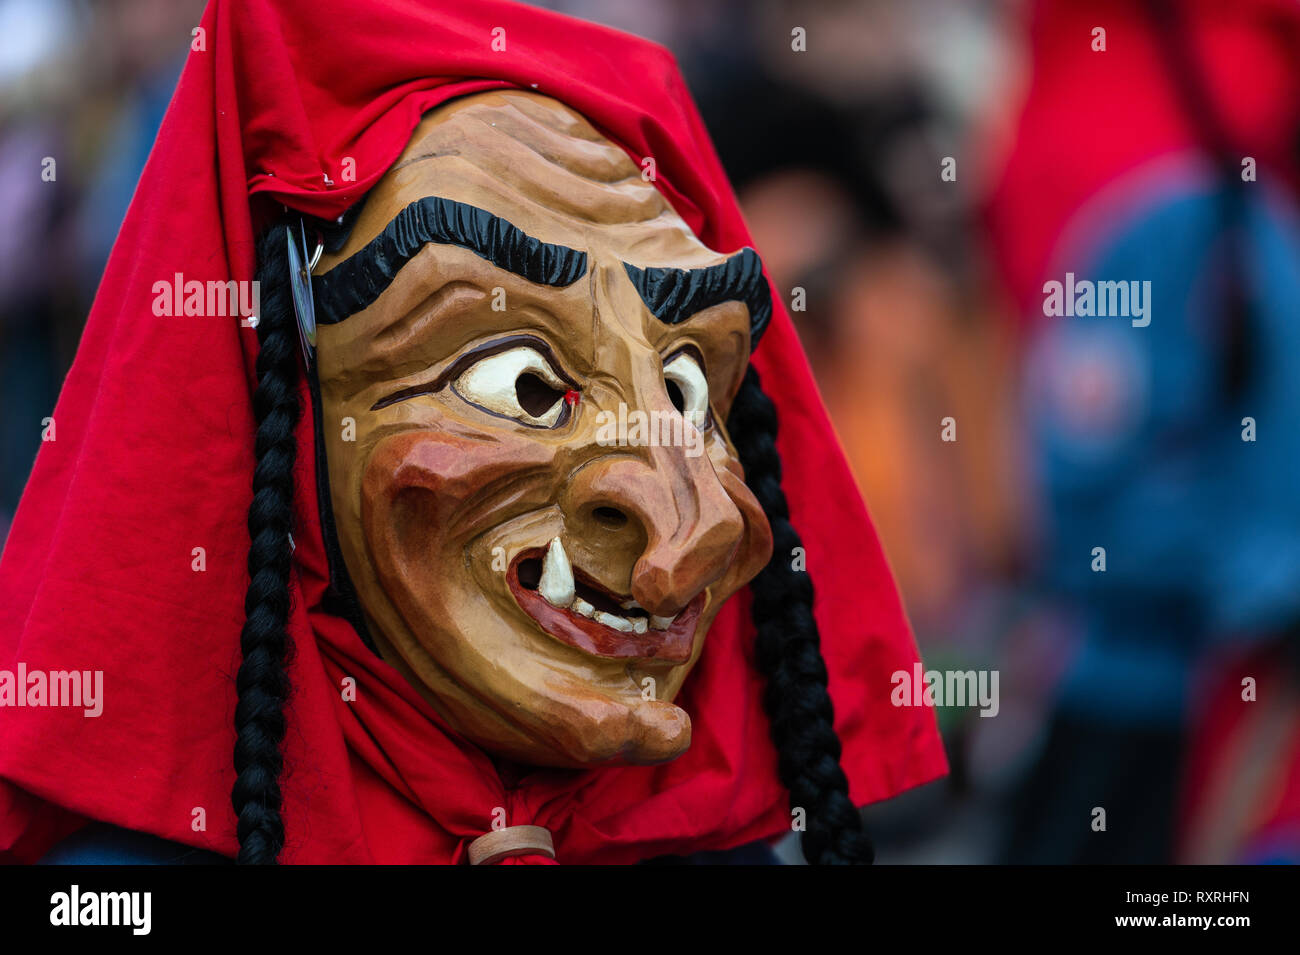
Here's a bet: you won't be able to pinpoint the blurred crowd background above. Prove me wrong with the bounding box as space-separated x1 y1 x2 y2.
3 0 1299 864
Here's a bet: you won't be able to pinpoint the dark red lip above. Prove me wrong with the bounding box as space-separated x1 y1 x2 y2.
506 548 703 663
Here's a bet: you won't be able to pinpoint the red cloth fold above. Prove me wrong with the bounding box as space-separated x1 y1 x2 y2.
0 0 945 864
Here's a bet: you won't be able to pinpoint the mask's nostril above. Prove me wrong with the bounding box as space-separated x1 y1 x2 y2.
592 506 629 530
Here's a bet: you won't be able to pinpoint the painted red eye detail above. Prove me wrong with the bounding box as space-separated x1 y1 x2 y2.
564 389 580 407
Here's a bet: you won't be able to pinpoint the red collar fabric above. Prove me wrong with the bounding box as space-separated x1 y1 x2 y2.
0 0 945 864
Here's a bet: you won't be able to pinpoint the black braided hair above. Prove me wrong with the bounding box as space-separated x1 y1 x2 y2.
232 222 301 864
727 365 875 865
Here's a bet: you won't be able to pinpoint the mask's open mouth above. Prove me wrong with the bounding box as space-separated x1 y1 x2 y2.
506 539 702 663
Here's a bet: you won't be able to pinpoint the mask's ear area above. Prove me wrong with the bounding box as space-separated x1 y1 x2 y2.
233 221 302 865
322 199 369 255
727 364 875 865
304 199 383 655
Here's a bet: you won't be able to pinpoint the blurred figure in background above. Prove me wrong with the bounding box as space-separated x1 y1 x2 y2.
0 0 79 538
681 2 1028 649
0 0 203 536
987 0 1300 863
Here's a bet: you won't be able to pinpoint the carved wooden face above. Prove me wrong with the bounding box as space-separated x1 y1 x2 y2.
313 90 773 768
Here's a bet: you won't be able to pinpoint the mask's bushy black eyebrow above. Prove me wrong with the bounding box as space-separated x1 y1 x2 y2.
622 249 772 349
312 196 587 325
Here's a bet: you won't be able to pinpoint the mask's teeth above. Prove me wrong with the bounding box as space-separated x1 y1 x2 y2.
546 563 661 634
593 610 635 632
620 598 641 611
538 537 575 608
649 615 675 631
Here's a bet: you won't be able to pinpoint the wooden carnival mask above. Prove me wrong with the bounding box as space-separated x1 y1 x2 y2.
312 90 773 769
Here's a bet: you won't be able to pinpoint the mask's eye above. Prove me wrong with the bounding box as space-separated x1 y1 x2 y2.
453 346 570 428
663 351 711 430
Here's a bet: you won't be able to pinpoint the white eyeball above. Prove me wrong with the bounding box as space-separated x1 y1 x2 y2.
663 352 710 430
453 346 569 427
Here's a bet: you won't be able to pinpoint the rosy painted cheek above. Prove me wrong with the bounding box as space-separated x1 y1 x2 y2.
361 426 559 537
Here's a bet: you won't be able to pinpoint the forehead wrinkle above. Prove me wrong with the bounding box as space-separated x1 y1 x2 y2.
605 215 724 267
388 148 462 173
451 140 665 225
393 135 640 189
497 90 608 141
462 104 640 185
401 154 663 250
389 148 642 194
403 111 664 224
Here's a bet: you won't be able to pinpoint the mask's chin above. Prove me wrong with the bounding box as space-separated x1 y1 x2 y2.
385 614 698 768
366 610 698 770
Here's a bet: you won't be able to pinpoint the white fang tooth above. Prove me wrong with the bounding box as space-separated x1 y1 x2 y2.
538 537 575 608
632 617 648 634
620 598 641 611
571 597 595 617
649 615 675 631
594 611 635 632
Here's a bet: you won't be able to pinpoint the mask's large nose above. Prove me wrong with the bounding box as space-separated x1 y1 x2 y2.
563 436 746 616
561 262 746 616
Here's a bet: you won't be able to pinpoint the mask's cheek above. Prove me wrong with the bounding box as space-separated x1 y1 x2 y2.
358 425 555 616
